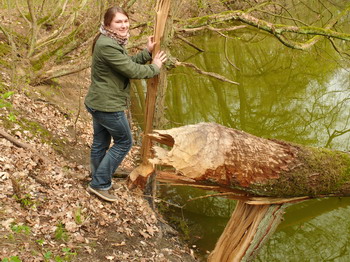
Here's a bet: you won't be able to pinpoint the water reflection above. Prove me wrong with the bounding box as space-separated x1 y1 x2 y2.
166 30 350 149
160 28 350 261
256 198 350 262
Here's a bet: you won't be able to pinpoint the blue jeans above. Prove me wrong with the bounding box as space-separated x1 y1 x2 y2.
86 106 132 190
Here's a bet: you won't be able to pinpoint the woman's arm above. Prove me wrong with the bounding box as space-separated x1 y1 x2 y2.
130 48 152 64
101 42 160 79
130 36 156 64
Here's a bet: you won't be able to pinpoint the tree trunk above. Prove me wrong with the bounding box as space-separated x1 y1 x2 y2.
145 122 350 261
148 122 350 197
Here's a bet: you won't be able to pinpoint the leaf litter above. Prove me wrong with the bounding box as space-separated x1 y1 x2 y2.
0 88 197 261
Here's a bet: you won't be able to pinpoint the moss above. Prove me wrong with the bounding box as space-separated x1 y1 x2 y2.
246 146 350 197
0 42 11 57
183 10 239 28
19 118 68 153
187 15 211 27
30 29 79 71
0 42 12 68
0 112 68 156
31 52 51 71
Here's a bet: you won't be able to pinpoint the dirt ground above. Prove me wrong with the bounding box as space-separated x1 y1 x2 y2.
0 72 198 261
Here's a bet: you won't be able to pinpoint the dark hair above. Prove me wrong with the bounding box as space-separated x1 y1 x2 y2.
92 6 129 54
103 6 129 27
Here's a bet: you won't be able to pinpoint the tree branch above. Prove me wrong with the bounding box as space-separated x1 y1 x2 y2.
32 62 91 85
15 0 30 26
180 5 350 50
224 37 240 70
26 0 39 57
176 34 204 52
176 24 246 34
175 61 239 85
0 24 17 54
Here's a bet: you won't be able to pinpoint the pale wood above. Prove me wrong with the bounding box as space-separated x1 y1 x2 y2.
140 0 171 163
129 0 171 187
208 201 285 262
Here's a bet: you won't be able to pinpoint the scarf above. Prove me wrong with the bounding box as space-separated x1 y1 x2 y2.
99 24 129 46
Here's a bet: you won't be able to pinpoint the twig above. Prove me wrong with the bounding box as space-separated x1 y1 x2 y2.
187 192 246 202
74 71 83 144
224 37 240 70
246 1 309 27
33 63 91 85
328 37 350 58
175 61 240 85
0 128 48 164
177 25 246 34
176 34 204 52
130 190 184 209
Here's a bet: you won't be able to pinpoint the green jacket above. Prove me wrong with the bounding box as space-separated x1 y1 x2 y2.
85 34 160 112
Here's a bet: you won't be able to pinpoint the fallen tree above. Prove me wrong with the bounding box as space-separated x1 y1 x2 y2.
128 122 350 261
145 122 350 198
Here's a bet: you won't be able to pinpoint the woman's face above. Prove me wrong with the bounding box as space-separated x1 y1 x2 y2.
109 12 129 37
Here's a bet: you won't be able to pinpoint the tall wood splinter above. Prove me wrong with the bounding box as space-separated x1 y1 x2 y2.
128 0 171 187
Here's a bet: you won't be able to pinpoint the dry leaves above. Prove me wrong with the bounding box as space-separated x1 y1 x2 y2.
0 91 195 261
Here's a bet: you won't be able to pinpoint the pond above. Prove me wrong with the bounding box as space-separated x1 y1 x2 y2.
157 28 350 261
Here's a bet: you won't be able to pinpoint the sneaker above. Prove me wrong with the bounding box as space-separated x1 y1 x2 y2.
87 185 118 202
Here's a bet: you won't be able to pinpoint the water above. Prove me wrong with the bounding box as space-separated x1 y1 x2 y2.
159 27 350 261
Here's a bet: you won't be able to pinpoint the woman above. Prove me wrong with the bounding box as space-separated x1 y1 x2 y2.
85 6 167 202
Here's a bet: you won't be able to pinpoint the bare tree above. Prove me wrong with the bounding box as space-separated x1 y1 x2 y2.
0 0 106 85
170 0 350 83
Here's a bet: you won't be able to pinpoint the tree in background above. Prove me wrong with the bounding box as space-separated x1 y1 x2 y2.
0 0 105 86
1 0 349 88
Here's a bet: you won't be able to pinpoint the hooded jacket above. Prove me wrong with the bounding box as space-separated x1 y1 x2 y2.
85 34 160 112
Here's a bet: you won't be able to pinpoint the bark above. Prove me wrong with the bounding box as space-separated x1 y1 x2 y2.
148 122 350 198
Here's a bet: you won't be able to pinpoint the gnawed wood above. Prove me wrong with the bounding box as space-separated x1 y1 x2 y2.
244 196 309 205
149 123 297 184
208 201 286 262
156 170 297 260
148 122 350 197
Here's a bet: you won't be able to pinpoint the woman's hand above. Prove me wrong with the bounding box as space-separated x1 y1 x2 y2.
147 36 156 53
152 51 167 69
